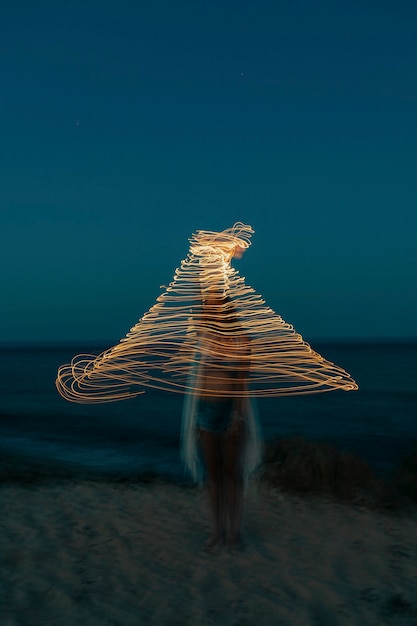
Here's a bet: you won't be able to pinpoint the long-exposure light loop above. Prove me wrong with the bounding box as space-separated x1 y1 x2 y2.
56 222 358 403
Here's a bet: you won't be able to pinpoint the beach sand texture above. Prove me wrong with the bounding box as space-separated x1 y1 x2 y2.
1 481 417 625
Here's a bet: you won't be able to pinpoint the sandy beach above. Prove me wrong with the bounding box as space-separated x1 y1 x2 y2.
1 476 417 626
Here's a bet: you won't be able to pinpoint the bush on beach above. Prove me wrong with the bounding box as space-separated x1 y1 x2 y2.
2 439 417 510
260 437 397 508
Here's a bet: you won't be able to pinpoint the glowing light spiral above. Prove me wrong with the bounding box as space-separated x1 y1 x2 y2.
56 222 358 403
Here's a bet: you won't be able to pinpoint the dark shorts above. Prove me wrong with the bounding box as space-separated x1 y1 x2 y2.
195 397 234 434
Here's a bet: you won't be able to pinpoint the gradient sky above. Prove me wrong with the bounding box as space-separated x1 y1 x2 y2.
1 0 416 343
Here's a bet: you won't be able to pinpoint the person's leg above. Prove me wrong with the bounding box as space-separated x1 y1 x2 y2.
222 423 245 547
198 429 224 547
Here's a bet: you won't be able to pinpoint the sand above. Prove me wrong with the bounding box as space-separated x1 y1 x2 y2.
1 480 417 626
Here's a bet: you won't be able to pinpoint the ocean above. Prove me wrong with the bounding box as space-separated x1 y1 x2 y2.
0 341 416 481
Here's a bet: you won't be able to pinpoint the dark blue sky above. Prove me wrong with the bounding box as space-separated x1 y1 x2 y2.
1 0 416 342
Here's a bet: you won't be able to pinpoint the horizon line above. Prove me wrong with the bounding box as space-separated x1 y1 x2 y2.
1 336 416 348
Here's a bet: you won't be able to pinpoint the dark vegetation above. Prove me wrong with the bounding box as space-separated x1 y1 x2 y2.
260 437 417 509
1 438 417 509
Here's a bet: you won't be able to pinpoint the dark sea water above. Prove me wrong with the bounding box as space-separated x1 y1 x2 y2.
0 341 416 481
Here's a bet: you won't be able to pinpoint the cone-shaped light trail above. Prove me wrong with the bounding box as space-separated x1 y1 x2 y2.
56 223 358 403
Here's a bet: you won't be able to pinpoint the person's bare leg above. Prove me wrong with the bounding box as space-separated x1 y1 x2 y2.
198 429 224 548
223 424 245 547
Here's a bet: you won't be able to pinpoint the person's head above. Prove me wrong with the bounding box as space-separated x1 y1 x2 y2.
189 222 253 262
232 244 246 259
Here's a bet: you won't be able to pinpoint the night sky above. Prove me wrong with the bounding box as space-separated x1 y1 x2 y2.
1 0 416 343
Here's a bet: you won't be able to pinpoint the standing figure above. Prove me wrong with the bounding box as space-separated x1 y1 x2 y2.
181 291 262 551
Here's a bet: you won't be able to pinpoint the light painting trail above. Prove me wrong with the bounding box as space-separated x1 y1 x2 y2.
56 223 358 403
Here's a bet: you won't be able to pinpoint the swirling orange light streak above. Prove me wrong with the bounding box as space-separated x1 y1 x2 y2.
56 222 358 402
